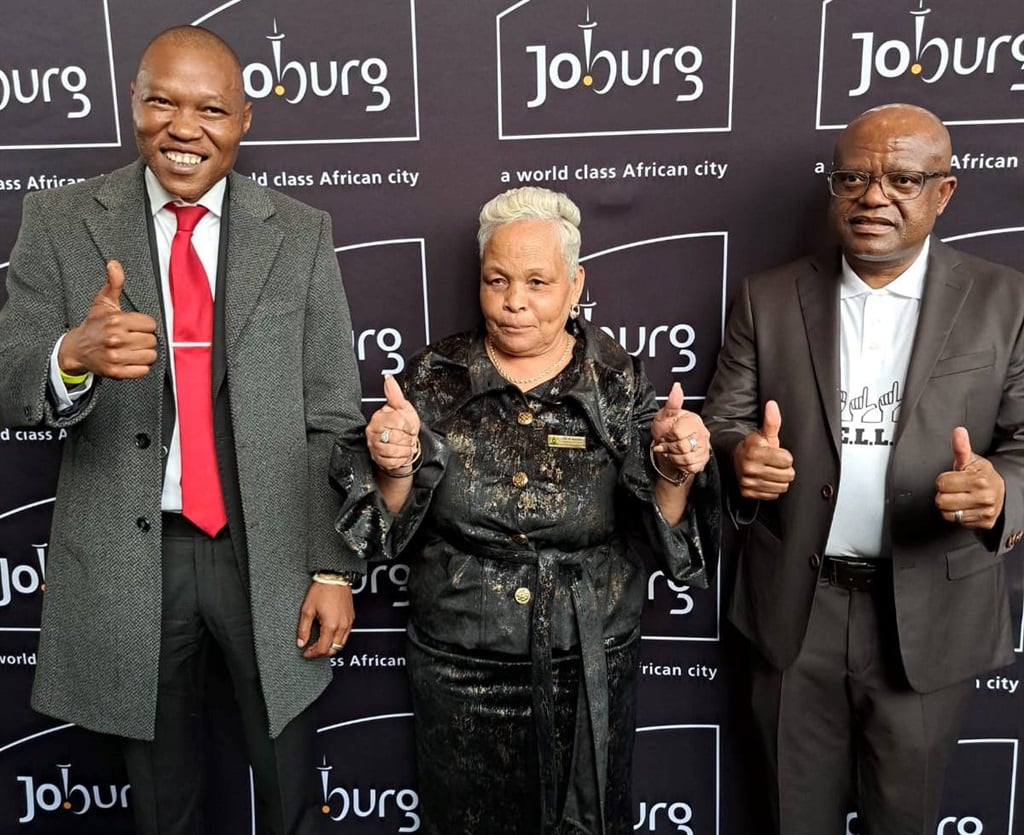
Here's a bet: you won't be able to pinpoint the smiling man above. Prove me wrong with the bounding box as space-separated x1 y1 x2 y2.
0 26 366 835
703 103 1024 833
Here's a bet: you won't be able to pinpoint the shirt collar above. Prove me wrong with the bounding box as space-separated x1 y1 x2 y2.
144 167 227 218
839 236 929 300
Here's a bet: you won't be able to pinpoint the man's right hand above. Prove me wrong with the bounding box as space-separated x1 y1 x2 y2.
732 400 796 500
57 260 158 379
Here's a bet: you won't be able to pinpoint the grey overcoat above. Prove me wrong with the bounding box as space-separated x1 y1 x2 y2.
0 161 366 739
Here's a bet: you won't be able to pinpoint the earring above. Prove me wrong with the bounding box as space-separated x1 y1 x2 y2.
570 303 581 319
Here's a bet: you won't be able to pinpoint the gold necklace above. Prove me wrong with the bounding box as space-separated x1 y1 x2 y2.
486 332 574 386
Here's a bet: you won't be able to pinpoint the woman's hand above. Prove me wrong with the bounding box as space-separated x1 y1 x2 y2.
651 382 711 482
366 375 422 476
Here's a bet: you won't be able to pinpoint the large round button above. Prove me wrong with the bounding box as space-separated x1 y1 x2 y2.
512 472 529 488
821 484 835 500
809 553 822 569
513 533 529 545
135 433 151 449
136 516 151 532
514 587 532 605
517 411 534 426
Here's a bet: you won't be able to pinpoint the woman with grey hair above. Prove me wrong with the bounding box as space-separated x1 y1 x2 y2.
331 186 720 834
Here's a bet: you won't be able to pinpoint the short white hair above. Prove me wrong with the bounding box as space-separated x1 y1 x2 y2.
477 187 582 279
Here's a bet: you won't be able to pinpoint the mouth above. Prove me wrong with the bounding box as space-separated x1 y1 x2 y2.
163 149 205 167
849 215 895 234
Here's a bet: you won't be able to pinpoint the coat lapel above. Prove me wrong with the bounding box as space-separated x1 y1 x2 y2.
796 258 842 458
222 173 284 357
893 239 972 446
83 162 165 339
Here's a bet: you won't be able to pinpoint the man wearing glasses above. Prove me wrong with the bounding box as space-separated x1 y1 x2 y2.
704 103 1024 833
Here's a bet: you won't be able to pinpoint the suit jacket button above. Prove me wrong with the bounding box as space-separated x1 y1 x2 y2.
512 472 529 488
513 533 529 545
160 445 169 459
809 553 822 569
136 516 151 532
514 587 532 604
821 484 835 500
135 433 151 449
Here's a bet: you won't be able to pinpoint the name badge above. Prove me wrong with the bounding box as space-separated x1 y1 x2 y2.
547 434 586 449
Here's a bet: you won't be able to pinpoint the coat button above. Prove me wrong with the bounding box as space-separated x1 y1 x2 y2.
160 445 169 459
512 472 529 488
513 533 529 545
135 433 151 449
821 484 835 500
809 553 822 569
517 411 534 426
136 516 151 532
514 587 532 604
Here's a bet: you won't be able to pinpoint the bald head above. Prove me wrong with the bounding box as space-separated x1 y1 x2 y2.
138 26 242 77
836 103 952 172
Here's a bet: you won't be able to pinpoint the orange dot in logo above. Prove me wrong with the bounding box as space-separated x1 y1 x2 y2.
275 84 286 96
62 801 72 810
321 805 331 815
582 75 593 87
910 63 922 75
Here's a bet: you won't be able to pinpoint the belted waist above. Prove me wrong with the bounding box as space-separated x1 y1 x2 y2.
822 554 890 592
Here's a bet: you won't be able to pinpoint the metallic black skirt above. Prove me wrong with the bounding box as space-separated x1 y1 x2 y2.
406 628 641 835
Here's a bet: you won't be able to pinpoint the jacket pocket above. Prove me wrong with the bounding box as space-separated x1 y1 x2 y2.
946 542 1001 580
930 349 995 379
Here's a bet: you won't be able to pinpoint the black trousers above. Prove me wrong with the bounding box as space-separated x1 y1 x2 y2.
123 514 319 835
750 574 973 835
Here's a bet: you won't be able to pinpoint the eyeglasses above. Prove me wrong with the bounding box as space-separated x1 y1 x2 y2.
826 170 948 201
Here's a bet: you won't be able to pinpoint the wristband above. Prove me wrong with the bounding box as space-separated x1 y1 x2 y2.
649 441 692 486
59 368 89 386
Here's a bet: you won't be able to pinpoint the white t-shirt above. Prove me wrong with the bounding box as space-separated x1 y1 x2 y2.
823 239 929 558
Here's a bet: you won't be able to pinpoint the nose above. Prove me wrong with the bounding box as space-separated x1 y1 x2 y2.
859 176 892 207
167 108 203 141
503 283 526 311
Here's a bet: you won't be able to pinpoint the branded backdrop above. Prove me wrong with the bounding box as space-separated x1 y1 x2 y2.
1 1 1023 832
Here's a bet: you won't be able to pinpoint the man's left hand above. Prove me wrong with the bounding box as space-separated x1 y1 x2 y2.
296 582 355 659
935 426 1006 530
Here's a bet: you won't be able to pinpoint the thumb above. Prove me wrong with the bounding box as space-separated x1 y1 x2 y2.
95 260 125 310
762 400 782 448
383 374 408 409
665 381 684 412
951 426 973 471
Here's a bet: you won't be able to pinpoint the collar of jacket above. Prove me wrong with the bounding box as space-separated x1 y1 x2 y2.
422 318 640 461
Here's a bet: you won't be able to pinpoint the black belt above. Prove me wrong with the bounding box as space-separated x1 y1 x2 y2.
822 554 888 592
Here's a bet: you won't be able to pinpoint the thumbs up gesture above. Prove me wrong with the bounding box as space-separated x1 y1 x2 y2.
650 382 711 484
57 260 158 379
365 374 422 476
934 426 1005 529
732 400 796 500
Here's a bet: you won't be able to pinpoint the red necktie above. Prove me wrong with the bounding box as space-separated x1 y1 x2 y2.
168 204 226 537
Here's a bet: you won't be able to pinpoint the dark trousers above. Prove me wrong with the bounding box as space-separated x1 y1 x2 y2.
123 514 319 835
751 575 973 835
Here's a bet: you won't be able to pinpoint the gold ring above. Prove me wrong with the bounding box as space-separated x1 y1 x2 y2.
330 642 346 652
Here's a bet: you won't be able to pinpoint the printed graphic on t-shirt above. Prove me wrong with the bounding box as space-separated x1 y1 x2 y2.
839 380 900 446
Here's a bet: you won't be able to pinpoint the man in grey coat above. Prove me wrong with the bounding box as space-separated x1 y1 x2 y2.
0 25 366 835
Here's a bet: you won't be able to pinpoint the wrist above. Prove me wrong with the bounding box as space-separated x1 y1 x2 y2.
649 440 691 486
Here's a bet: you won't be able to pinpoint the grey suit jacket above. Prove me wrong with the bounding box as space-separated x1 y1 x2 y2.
0 161 366 739
704 238 1024 692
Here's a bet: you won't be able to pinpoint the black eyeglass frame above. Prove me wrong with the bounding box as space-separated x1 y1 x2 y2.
826 170 949 201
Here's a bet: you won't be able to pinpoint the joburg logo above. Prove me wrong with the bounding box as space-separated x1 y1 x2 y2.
0 0 120 149
316 714 420 831
578 233 728 401
336 240 429 406
242 20 390 110
817 0 1024 128
497 0 735 139
197 2 419 144
633 724 719 834
17 763 130 825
